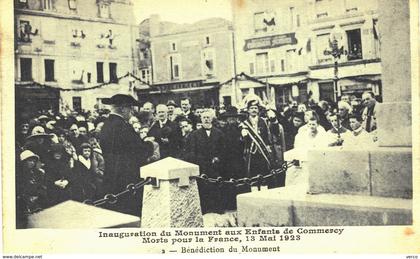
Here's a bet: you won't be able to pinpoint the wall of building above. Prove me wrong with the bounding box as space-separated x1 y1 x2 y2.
15 0 137 112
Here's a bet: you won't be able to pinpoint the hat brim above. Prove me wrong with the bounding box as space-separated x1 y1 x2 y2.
26 133 54 141
102 95 140 106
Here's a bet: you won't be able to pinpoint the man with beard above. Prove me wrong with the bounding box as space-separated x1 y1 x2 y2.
186 110 225 214
99 94 153 216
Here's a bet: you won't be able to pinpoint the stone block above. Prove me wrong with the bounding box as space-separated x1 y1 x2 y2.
237 185 306 227
307 148 371 195
28 201 140 228
369 147 413 199
293 194 412 226
140 157 203 228
376 102 412 147
236 189 412 227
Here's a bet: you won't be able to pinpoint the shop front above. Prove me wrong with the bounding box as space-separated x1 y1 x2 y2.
137 80 220 107
15 84 60 120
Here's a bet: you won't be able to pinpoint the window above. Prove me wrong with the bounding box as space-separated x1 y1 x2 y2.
171 42 177 52
205 36 211 45
296 14 300 27
256 53 269 74
280 59 285 72
96 62 104 83
68 0 77 10
109 63 118 83
316 12 328 18
249 63 255 75
286 50 295 71
72 97 82 112
170 55 180 79
223 96 232 107
202 49 215 76
254 12 267 33
87 72 91 83
98 3 110 18
316 33 332 64
270 60 275 73
319 82 335 103
289 7 294 29
346 29 363 60
43 0 53 10
20 58 32 81
44 59 55 82
254 11 276 33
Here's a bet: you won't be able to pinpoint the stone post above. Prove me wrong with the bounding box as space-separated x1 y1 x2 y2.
140 157 204 228
376 0 412 147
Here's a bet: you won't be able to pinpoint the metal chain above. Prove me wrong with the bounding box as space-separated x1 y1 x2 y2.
83 177 152 207
195 160 297 189
83 160 297 206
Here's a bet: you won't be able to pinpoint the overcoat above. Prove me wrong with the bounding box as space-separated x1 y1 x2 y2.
99 114 152 216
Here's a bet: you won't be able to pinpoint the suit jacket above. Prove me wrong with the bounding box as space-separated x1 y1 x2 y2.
186 127 225 178
149 119 180 158
99 114 152 194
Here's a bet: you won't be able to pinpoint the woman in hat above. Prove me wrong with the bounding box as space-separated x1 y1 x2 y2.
44 143 73 206
23 125 53 162
17 150 48 221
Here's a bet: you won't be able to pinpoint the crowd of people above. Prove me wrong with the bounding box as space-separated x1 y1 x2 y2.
15 91 379 227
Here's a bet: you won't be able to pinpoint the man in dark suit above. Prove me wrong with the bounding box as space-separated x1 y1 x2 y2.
180 97 199 129
99 94 153 217
241 99 272 179
186 109 225 214
148 104 180 158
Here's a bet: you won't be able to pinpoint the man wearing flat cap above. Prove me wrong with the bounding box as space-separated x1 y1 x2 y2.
99 94 153 216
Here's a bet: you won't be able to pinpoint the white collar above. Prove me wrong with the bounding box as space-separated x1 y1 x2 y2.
78 155 91 169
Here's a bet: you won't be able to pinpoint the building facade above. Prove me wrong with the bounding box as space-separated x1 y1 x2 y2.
15 0 138 117
138 15 236 107
231 0 381 107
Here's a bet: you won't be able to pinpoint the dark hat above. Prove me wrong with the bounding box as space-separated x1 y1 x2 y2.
102 94 140 106
80 143 92 150
166 100 178 107
49 143 66 154
220 106 247 119
292 112 305 121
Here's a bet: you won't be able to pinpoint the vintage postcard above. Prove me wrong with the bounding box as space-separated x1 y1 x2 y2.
1 0 419 256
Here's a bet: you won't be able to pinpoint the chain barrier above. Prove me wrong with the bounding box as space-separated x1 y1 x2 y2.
83 160 297 206
83 177 153 207
194 160 297 190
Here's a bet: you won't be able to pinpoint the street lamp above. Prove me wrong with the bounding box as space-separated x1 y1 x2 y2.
324 39 347 102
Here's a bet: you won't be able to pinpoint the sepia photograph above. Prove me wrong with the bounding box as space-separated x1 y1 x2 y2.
1 0 419 255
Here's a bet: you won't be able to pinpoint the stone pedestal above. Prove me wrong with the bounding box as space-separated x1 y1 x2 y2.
140 157 204 228
28 201 140 228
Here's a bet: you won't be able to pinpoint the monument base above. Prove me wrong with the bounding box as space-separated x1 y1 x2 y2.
237 185 412 227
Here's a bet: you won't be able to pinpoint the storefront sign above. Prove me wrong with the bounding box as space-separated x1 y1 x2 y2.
156 80 203 91
244 33 297 51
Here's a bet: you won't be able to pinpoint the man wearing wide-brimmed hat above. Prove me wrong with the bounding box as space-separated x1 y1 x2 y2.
99 94 153 216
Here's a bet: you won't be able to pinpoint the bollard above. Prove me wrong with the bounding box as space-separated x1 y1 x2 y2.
140 157 204 228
